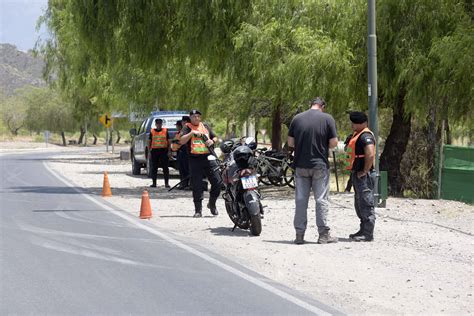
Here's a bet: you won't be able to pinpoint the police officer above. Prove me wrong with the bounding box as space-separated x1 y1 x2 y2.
149 118 171 188
179 110 221 217
171 120 190 189
345 111 376 241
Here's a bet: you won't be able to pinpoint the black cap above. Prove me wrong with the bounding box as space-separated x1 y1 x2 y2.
189 109 202 116
175 120 182 126
349 111 368 124
155 118 163 124
181 115 190 123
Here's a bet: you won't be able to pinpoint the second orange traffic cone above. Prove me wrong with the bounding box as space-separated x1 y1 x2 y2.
139 190 153 219
101 171 112 197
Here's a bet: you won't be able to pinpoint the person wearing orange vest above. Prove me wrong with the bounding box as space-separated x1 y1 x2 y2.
172 120 190 189
346 111 376 242
148 118 171 188
180 109 222 217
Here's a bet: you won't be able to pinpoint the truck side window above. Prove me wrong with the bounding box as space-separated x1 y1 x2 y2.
138 120 147 134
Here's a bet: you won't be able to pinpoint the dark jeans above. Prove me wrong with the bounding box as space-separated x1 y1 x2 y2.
177 148 190 185
351 170 376 237
150 150 169 185
189 155 222 212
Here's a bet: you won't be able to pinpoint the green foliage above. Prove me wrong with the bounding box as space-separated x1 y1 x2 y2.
0 91 27 135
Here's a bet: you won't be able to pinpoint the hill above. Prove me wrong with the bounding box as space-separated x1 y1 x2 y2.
0 43 45 96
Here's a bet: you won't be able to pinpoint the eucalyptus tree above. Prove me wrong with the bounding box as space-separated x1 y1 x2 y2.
0 92 27 135
374 0 473 196
229 0 357 149
36 0 115 136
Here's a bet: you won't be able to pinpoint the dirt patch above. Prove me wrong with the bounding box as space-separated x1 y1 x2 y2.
45 148 473 314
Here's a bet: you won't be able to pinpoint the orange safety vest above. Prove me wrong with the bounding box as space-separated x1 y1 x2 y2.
171 132 181 152
186 122 210 155
345 127 375 170
150 128 168 149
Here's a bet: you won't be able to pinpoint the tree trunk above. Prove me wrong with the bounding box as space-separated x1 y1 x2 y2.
271 104 282 150
445 119 452 145
93 134 98 145
61 132 67 146
425 104 438 198
116 130 121 144
254 116 259 144
78 126 85 144
379 92 411 196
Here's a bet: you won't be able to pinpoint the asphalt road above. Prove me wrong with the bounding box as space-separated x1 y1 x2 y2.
0 151 340 315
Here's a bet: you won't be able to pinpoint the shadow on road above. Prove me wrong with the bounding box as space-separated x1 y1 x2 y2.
207 226 251 237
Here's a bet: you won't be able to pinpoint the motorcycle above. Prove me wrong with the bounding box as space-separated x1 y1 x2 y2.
216 137 264 236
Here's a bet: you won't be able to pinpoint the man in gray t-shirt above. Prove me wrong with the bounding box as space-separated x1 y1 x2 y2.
287 97 338 245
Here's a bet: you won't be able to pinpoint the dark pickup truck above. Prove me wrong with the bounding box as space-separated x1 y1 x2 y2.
129 111 187 177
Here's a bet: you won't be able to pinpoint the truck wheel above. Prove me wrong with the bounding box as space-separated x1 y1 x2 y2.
132 155 141 175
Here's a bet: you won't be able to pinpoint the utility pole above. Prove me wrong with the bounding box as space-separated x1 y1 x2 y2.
368 0 380 200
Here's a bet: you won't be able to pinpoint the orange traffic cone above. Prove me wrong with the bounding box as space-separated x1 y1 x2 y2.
101 171 112 197
139 190 153 219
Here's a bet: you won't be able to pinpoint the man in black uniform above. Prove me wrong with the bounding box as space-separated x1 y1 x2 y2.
345 111 376 241
149 118 171 188
179 110 222 217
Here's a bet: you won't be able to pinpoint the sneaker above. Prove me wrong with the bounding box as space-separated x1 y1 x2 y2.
165 184 170 188
150 184 157 188
193 212 202 218
294 233 305 245
352 235 373 242
317 232 338 244
349 231 364 239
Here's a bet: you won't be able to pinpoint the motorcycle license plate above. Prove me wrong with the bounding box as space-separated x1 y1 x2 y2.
241 175 258 189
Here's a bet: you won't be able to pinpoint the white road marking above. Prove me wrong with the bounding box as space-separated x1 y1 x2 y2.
44 161 333 316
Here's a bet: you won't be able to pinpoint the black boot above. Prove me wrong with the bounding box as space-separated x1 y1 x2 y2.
207 197 218 216
353 221 374 242
193 202 202 218
349 223 364 239
150 179 157 188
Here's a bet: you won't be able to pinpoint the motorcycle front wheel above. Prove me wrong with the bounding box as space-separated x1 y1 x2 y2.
249 214 262 236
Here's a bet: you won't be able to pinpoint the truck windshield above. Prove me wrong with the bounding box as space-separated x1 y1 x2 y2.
160 116 182 129
147 116 182 131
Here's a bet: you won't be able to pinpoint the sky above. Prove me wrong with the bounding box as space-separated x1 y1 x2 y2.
0 0 49 51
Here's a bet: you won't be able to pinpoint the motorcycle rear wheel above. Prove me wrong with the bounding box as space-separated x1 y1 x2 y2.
249 214 262 236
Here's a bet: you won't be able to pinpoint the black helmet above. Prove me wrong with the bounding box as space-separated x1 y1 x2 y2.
220 140 235 154
233 145 253 169
246 141 257 150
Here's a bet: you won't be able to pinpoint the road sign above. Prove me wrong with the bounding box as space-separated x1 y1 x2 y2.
99 114 112 128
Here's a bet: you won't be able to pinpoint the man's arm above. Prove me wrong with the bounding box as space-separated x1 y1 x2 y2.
179 127 194 145
357 143 375 178
329 137 338 149
287 136 295 152
205 124 217 146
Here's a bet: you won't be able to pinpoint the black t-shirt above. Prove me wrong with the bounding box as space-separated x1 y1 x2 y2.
352 132 375 171
288 109 337 169
181 123 216 157
149 128 170 153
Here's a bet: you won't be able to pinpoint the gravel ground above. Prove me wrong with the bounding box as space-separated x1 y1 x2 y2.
6 143 472 315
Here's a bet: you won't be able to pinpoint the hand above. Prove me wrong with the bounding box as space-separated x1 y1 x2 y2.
205 139 214 147
357 171 367 178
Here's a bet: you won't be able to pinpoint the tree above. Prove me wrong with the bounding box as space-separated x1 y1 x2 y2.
375 0 473 196
0 92 27 135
